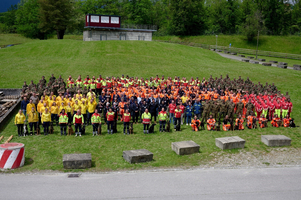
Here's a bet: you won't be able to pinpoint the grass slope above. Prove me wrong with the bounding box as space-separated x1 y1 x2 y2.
0 40 300 172
154 35 301 55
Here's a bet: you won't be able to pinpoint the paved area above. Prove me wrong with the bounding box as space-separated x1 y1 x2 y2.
216 52 294 69
1 167 301 200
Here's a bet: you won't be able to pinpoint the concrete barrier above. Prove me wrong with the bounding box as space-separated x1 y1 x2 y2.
242 59 249 62
262 63 272 66
123 149 153 164
258 58 266 61
215 136 245 150
261 135 291 147
172 141 200 155
293 65 301 70
63 153 92 169
250 60 259 64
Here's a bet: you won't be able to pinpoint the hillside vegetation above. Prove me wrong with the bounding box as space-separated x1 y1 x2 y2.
0 39 300 172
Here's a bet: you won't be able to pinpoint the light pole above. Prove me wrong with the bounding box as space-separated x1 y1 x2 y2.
256 30 259 60
215 35 218 51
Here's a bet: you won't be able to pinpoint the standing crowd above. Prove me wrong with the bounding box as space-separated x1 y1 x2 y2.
15 74 294 136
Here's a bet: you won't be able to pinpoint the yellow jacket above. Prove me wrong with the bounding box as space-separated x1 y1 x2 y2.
65 105 73 115
88 101 97 113
26 103 36 114
81 104 88 114
40 106 49 114
50 105 58 114
41 112 51 123
27 110 39 123
73 103 81 112
15 113 26 124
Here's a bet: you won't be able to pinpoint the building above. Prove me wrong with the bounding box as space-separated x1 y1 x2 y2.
83 14 156 41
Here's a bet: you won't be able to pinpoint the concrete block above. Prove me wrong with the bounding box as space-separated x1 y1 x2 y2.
250 60 259 64
239 55 245 57
269 60 278 63
215 136 245 150
247 56 254 59
279 62 288 65
261 135 291 147
242 59 249 62
258 58 266 61
172 141 200 155
230 52 237 55
293 65 301 70
262 63 272 66
63 153 92 169
277 65 287 69
123 149 153 164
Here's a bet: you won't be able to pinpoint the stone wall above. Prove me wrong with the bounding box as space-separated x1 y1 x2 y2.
83 30 153 41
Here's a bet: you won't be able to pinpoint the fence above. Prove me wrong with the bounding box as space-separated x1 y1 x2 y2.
156 40 301 60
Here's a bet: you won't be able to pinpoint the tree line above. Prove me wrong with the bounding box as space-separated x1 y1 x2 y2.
0 0 300 40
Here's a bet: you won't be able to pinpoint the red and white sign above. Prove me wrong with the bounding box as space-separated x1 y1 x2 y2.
0 143 25 169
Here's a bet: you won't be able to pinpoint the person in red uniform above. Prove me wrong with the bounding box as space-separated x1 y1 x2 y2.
73 109 84 137
287 99 293 117
255 101 262 119
179 101 185 125
168 100 177 124
174 105 182 130
281 100 289 119
123 109 131 135
106 108 115 134
268 100 276 121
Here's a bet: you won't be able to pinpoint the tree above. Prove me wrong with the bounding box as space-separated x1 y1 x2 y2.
169 0 206 36
15 0 49 39
38 0 74 39
241 10 265 41
0 5 18 33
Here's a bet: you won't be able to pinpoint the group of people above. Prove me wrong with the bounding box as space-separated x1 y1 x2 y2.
15 74 294 136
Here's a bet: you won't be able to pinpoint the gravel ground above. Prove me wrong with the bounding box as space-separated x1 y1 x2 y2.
202 148 301 169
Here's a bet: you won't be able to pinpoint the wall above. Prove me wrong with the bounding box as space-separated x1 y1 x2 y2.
83 30 153 41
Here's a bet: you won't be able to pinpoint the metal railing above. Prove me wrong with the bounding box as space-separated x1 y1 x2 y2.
156 40 301 60
120 24 157 30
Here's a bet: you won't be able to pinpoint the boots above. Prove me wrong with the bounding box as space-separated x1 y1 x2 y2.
143 130 146 134
75 132 78 137
107 130 110 134
111 130 113 134
79 132 82 137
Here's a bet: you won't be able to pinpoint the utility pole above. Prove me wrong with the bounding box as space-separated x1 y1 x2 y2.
215 35 218 51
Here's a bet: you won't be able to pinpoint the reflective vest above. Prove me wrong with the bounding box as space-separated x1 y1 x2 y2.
59 113 68 124
73 114 84 124
123 113 131 122
158 111 168 121
174 109 182 118
142 112 151 124
90 82 96 89
91 113 101 123
107 112 115 121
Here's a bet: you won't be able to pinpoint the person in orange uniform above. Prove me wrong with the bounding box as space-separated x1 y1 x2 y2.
106 108 115 134
174 105 182 130
119 99 126 121
207 115 216 131
235 114 244 130
246 112 256 129
258 114 268 128
222 115 231 131
271 114 281 127
191 115 201 131
283 114 291 128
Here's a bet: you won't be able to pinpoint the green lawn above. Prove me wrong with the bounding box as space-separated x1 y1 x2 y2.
0 39 300 172
154 35 301 55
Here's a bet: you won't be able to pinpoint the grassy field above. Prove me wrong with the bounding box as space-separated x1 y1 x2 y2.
0 39 301 173
153 35 301 55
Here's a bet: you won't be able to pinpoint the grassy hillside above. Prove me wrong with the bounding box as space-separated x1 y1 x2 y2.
153 35 301 55
0 40 300 172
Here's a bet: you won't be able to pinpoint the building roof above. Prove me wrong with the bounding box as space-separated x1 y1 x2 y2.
84 26 157 32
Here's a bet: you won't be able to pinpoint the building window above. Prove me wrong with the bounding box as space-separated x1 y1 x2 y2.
111 17 119 24
91 16 99 23
138 36 145 41
87 15 89 22
101 16 109 23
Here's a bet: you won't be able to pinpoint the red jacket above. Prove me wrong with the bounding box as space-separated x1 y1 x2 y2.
123 113 131 122
106 112 115 121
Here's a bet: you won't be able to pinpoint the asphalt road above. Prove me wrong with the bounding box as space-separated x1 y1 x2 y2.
1 167 301 200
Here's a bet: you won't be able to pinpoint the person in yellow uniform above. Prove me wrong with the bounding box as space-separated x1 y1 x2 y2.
41 108 51 135
50 102 59 126
26 99 36 116
73 100 81 114
142 109 151 134
87 99 97 125
58 109 68 136
27 107 39 135
65 102 73 124
81 100 88 125
15 109 26 136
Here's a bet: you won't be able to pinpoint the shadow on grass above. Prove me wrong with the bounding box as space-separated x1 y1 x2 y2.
24 157 34 166
245 37 268 48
